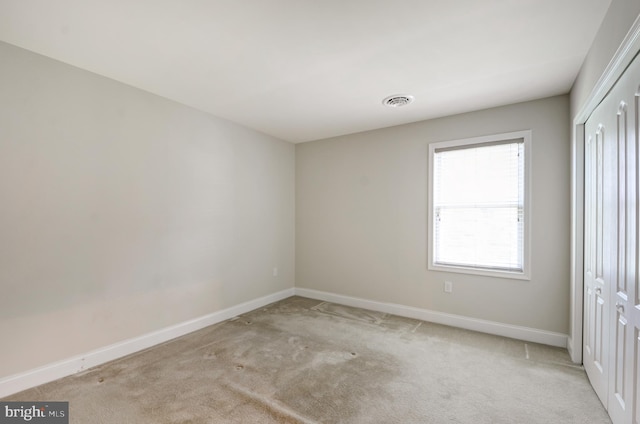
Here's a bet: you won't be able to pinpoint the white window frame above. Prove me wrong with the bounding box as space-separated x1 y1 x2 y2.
427 130 532 280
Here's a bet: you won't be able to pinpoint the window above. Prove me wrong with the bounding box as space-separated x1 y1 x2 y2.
428 131 531 279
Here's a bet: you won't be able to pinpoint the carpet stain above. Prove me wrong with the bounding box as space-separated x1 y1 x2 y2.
225 382 319 424
311 302 387 325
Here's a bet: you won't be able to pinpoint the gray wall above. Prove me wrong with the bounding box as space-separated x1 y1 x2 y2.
0 41 295 379
296 95 570 334
571 0 640 117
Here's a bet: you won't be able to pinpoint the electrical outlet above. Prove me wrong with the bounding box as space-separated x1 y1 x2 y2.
444 281 453 293
273 267 278 277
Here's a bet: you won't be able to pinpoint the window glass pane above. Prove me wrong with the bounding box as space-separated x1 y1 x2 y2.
433 140 524 272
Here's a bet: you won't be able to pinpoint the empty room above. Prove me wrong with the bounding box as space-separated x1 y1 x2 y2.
1 1 639 423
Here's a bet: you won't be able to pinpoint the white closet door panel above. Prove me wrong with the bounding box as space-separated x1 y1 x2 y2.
585 100 613 407
607 52 639 424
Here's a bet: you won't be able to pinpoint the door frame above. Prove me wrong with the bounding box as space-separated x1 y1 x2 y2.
570 14 640 363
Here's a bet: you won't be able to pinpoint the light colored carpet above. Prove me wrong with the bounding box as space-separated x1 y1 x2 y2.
3 296 611 423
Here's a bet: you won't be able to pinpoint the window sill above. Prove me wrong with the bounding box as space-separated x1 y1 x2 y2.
428 263 531 281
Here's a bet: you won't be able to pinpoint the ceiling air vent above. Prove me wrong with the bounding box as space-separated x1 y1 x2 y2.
382 94 414 108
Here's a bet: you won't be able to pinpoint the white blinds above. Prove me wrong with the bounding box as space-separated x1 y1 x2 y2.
433 139 525 272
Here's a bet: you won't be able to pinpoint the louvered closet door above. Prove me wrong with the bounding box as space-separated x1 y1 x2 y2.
584 51 640 424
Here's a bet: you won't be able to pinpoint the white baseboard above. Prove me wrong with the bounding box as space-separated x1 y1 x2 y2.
294 288 568 348
0 288 295 398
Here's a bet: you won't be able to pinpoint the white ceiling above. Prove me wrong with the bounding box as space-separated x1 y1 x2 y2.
0 0 611 143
